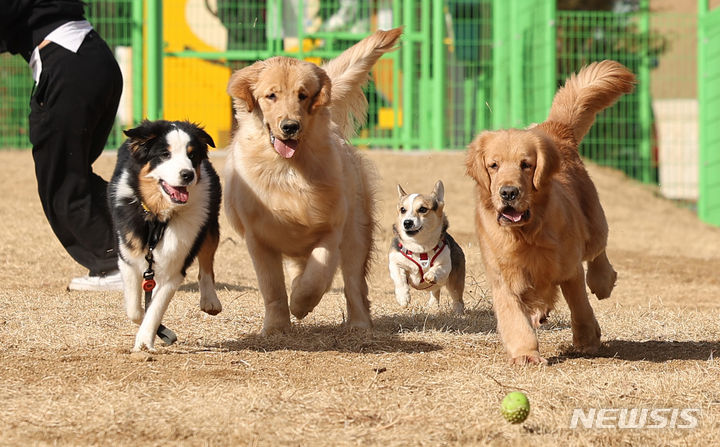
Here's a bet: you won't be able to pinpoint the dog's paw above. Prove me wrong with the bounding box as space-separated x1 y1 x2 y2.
509 352 547 366
127 309 144 325
452 300 465 315
132 339 156 353
572 320 601 354
395 291 411 308
200 295 222 316
347 318 373 332
423 271 438 284
587 263 617 300
261 321 291 336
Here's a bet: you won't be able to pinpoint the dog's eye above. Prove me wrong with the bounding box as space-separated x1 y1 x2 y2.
266 93 277 101
418 206 428 214
162 151 171 160
489 162 499 170
521 161 532 170
299 92 308 100
188 152 195 160
400 207 406 214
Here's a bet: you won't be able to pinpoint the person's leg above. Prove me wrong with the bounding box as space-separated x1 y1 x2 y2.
28 30 123 281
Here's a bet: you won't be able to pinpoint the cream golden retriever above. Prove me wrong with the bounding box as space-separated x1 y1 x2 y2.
224 28 402 334
465 60 635 364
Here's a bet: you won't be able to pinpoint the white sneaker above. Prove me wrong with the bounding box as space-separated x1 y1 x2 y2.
67 270 124 291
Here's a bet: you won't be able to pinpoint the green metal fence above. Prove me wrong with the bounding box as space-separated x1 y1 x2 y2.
0 1 717 226
698 0 720 226
0 0 135 149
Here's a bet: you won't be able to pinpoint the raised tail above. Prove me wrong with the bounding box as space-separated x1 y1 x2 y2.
547 60 636 143
322 27 402 139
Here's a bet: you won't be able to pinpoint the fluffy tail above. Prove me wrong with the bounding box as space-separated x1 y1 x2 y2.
323 27 402 139
547 60 636 143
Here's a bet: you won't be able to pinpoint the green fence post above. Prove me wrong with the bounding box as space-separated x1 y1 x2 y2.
698 0 707 222
147 0 163 120
402 0 415 149
544 0 556 115
392 0 402 150
431 0 446 149
131 0 144 124
638 0 652 183
492 0 508 129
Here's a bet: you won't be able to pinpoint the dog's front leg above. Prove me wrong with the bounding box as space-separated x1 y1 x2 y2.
246 234 290 334
289 232 341 320
423 256 451 285
388 256 411 307
134 276 182 351
119 259 143 324
493 285 546 365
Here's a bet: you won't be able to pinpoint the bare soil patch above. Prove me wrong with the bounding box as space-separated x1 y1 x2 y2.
0 149 718 446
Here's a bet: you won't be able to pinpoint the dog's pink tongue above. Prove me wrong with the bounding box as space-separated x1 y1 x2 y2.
503 209 524 222
167 184 189 203
273 138 298 158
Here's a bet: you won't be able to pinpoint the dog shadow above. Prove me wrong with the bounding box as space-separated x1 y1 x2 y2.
179 281 254 293
210 324 441 354
549 339 720 364
372 307 497 335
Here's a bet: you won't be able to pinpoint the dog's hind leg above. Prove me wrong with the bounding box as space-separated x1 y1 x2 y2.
446 259 466 315
561 264 601 354
134 276 182 351
119 260 143 324
197 230 222 315
586 250 617 300
289 233 341 320
339 231 372 330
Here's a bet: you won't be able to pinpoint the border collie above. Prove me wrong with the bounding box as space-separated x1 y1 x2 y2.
108 120 222 351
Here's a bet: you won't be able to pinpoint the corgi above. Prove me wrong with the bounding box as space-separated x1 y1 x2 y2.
388 180 465 314
108 120 222 351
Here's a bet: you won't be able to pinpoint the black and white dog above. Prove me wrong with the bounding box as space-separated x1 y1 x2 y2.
108 120 222 351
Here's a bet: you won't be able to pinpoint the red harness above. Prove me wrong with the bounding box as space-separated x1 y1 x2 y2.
397 238 447 289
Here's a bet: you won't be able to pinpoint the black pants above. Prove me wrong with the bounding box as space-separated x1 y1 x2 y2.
29 30 123 276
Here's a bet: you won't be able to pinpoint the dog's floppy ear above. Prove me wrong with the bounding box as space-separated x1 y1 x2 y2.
124 120 159 158
531 131 560 190
195 126 216 149
310 66 331 113
227 60 264 112
466 131 494 193
397 184 407 198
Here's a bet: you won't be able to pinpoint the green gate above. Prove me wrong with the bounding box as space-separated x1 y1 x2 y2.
698 0 720 226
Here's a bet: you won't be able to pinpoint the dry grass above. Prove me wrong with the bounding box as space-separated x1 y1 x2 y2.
0 149 718 446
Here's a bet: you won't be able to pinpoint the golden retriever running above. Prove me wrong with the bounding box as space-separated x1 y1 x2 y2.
224 28 402 334
465 60 635 364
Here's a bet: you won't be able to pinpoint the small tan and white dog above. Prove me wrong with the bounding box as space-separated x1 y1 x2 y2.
388 180 465 314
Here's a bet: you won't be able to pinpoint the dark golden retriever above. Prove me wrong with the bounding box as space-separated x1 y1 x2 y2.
466 60 635 364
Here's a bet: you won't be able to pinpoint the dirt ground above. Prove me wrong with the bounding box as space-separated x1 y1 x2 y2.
0 148 718 446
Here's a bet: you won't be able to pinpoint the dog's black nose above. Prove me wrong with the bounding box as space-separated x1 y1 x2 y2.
180 169 195 184
403 219 414 230
500 185 519 202
280 119 300 136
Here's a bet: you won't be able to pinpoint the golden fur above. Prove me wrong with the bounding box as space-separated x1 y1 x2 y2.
465 60 636 364
224 28 402 334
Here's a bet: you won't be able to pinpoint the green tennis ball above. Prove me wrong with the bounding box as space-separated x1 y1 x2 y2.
501 391 530 424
